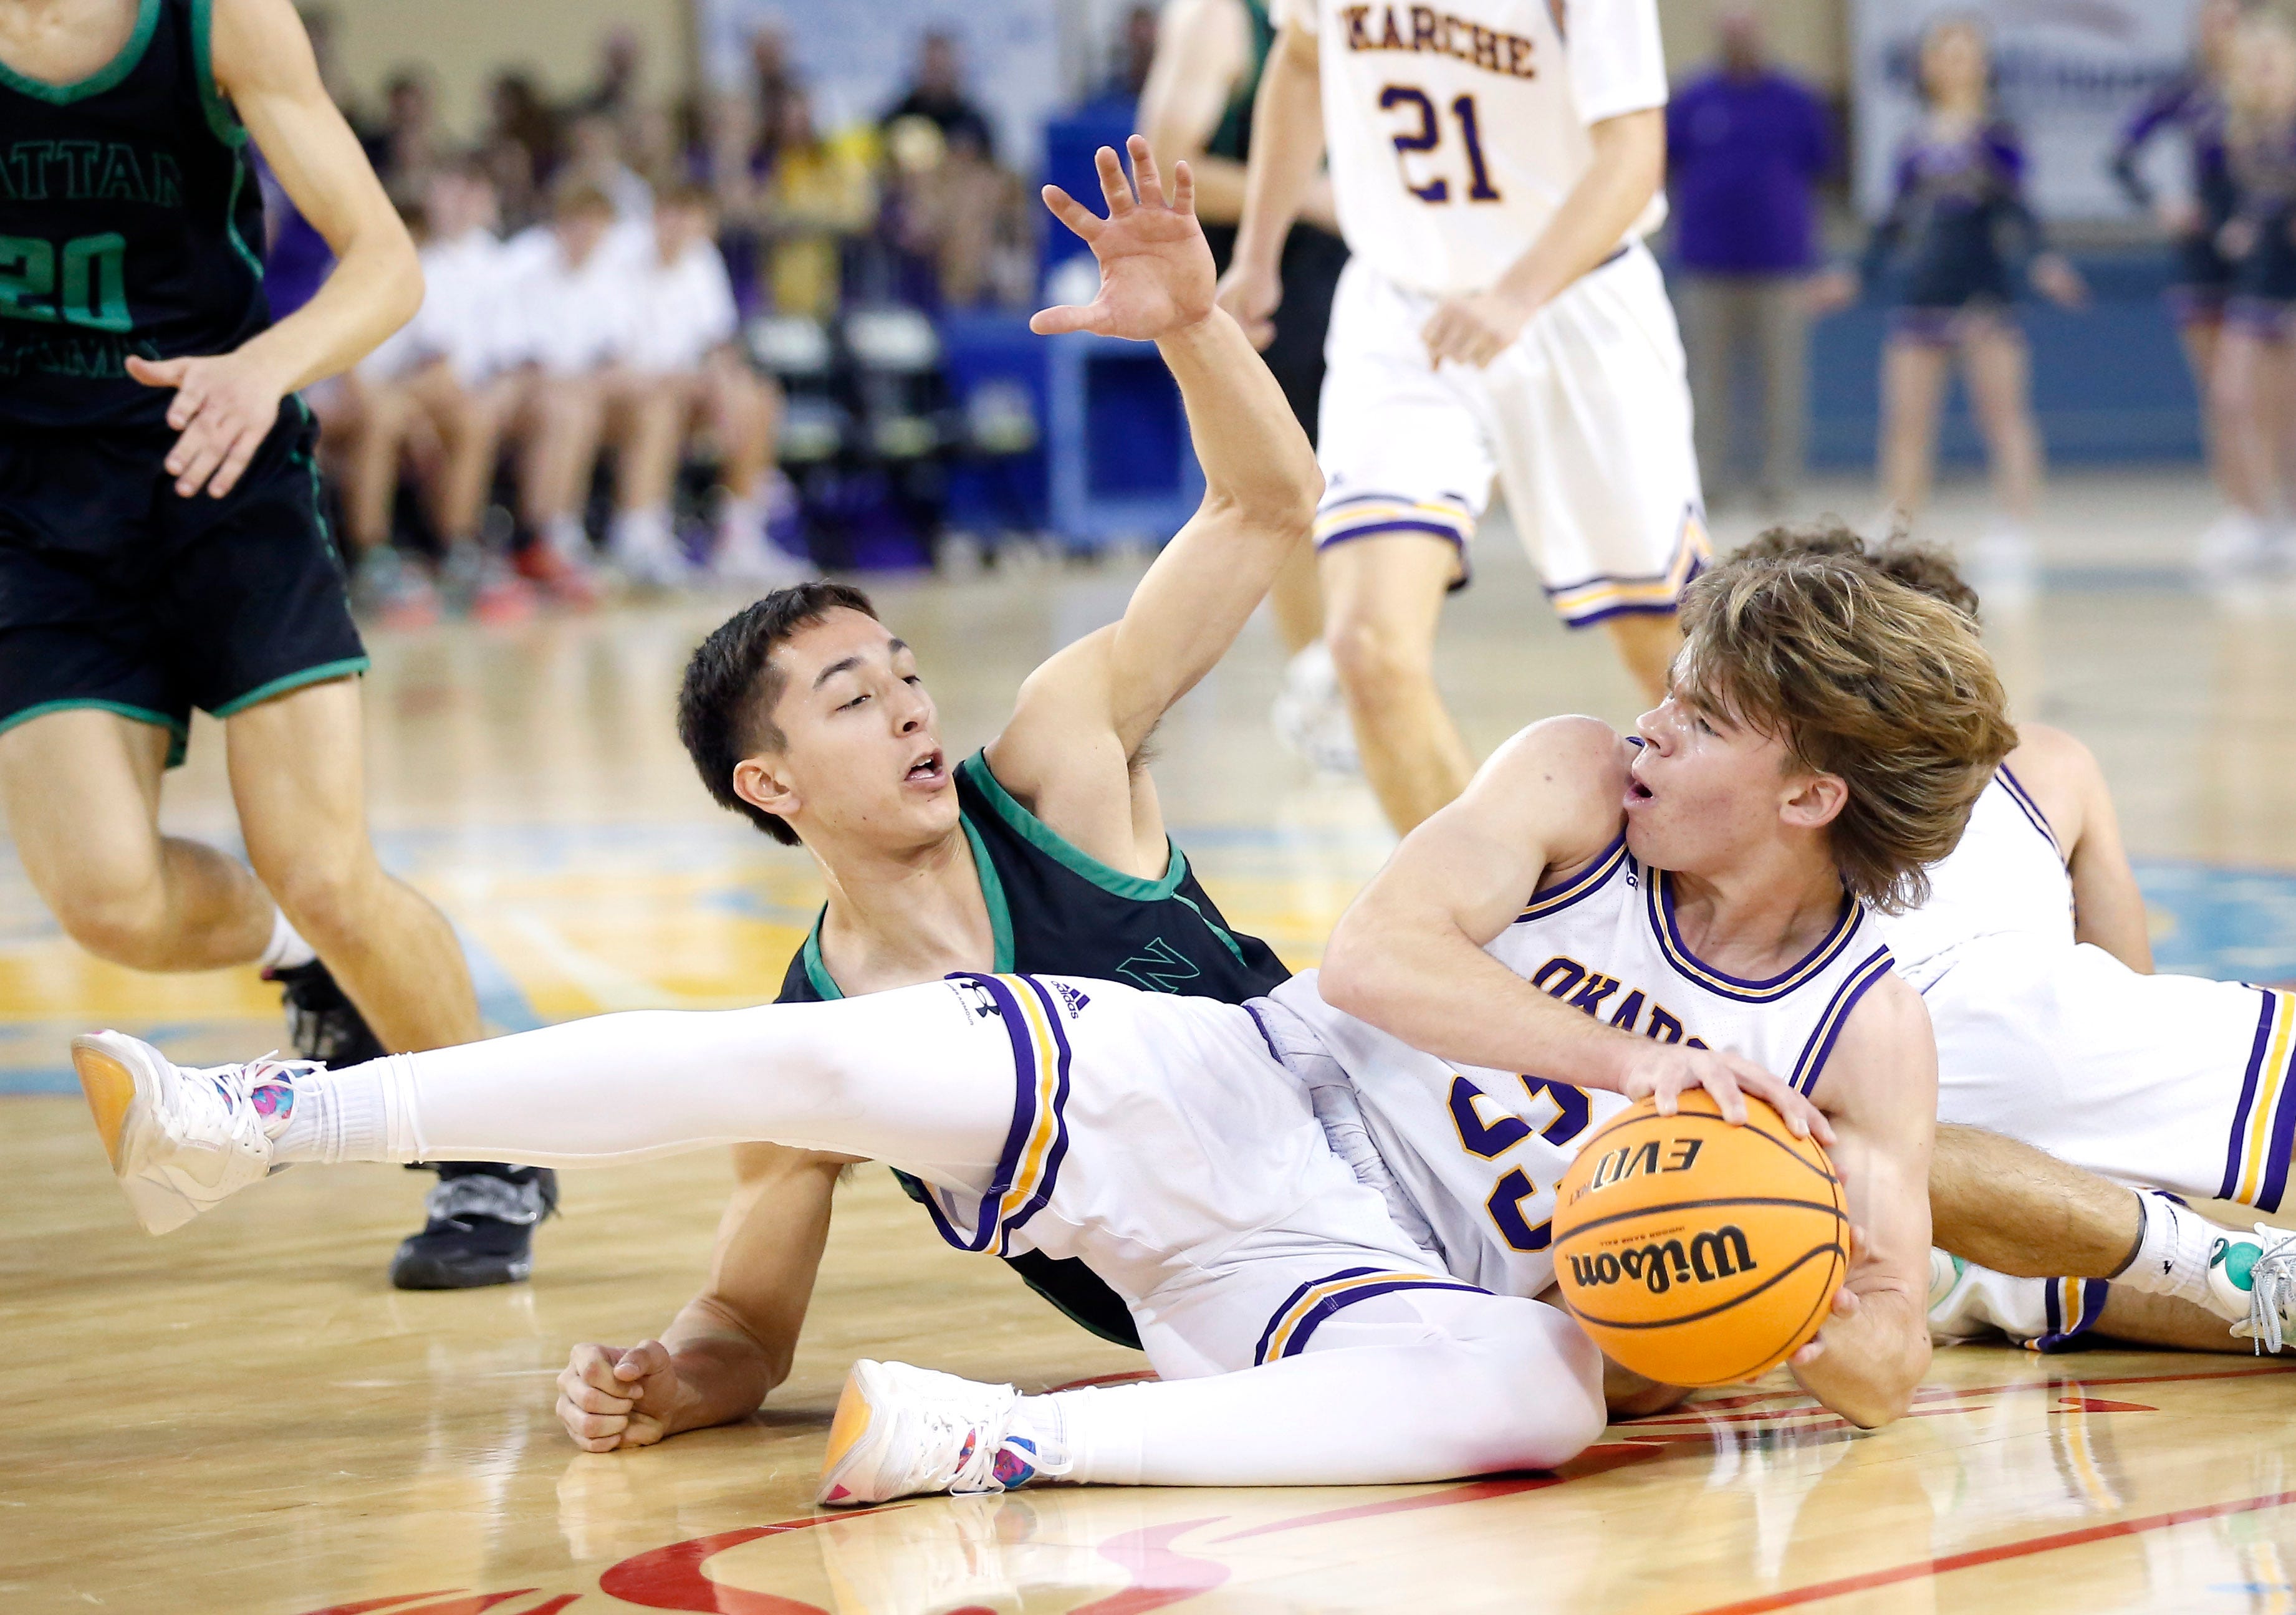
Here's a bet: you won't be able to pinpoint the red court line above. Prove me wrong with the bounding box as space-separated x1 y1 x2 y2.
1622 1361 2296 1426
1684 1488 2296 1615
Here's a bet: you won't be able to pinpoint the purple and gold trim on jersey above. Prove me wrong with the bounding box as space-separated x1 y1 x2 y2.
919 973 1074 1257
2218 989 2296 1214
1312 490 1477 552
1544 506 1711 628
2024 1277 2110 1353
1517 835 1629 923
1645 869 1867 1005
1994 766 2063 860
1252 1265 1485 1365
1786 945 1897 1096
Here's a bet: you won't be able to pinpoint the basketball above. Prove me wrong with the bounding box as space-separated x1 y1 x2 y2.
1552 1091 1847 1389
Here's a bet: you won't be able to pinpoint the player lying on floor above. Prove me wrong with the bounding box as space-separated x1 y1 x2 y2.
1736 527 2294 1354
73 544 1984 1499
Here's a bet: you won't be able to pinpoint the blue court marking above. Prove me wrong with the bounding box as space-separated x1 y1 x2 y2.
2136 860 2296 986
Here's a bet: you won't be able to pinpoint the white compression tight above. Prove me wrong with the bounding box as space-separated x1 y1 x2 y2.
276 980 1609 1487
1039 1288 1607 1486
282 979 1020 1179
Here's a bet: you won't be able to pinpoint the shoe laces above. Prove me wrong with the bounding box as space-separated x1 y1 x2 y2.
918 1398 1069 1496
175 1052 322 1152
2239 1227 2296 1356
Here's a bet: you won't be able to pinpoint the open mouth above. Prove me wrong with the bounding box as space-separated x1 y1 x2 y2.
905 750 946 785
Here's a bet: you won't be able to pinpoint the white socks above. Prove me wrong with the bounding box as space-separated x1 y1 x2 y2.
257 911 316 974
2115 1191 2246 1320
272 1057 399 1165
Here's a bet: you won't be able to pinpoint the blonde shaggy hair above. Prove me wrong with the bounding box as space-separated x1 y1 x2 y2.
1673 542 2017 913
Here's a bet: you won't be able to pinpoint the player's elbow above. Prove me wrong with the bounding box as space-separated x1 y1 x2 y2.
1317 911 1398 1025
1833 1337 1929 1430
373 232 425 335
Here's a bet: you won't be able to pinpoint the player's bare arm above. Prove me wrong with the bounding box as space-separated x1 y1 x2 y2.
1140 0 1338 232
1320 717 1832 1141
1420 108 1665 369
1214 20 1325 347
1784 975 1936 1428
127 0 419 499
1999 724 2153 971
557 1143 847 1450
987 136 1322 876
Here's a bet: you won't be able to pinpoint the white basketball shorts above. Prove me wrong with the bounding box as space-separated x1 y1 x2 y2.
1924 937 2296 1215
1312 244 1708 626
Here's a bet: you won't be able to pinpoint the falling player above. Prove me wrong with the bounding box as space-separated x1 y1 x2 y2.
0 0 546 1289
1217 0 1704 831
70 542 1994 1503
1729 527 2294 1354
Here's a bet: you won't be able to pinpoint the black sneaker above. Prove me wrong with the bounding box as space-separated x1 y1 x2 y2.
389 1162 559 1290
264 959 387 1068
266 961 559 1290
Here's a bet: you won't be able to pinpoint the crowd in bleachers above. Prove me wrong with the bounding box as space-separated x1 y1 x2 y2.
282 12 1134 625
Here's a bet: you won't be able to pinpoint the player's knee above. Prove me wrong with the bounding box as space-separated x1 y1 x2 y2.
52 881 172 967
1325 610 1434 704
259 851 379 948
1448 1305 1606 1470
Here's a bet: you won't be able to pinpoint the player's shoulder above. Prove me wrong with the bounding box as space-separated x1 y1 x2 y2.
1467 716 1631 850
1999 722 2103 831
1823 961 1936 1113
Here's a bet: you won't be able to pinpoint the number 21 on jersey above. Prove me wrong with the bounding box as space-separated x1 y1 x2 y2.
1380 86 1502 204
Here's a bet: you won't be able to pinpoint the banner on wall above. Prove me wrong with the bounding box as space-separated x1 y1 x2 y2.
695 0 1062 172
1850 0 2199 221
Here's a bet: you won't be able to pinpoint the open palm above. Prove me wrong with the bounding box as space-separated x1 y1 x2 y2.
1032 136 1216 343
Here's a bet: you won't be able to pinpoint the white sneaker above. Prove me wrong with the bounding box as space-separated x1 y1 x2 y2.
2208 1224 2296 1354
2196 511 2273 584
711 526 813 589
816 1359 1064 1507
1968 525 2038 609
607 510 693 590
1270 642 1360 776
71 1030 312 1234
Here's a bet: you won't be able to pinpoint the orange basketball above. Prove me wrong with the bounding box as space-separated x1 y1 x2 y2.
1551 1090 1847 1388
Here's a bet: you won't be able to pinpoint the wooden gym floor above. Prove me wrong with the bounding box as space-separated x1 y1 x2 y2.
4 469 2295 1614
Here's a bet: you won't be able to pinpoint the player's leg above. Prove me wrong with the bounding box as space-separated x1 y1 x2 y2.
1878 323 1952 517
224 678 477 1053
411 367 534 621
2211 320 2277 520
1485 248 1704 708
604 370 693 585
1600 613 1681 707
1960 313 2043 528
1756 276 1812 509
514 369 608 600
703 359 804 584
1019 1285 1606 1488
1320 535 1474 830
0 709 274 972
2176 311 2229 496
1678 274 1737 504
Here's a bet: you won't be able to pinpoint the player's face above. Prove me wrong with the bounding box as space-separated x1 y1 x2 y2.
1919 24 1987 107
1624 691 1810 876
763 610 955 848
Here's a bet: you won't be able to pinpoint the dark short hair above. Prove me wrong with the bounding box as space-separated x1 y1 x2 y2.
676 582 880 845
657 178 719 213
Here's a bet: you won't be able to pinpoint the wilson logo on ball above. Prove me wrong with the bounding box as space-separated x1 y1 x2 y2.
1565 1225 1756 1295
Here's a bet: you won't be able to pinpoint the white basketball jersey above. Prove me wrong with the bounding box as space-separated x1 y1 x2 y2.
1279 0 1669 295
1869 769 2075 989
1270 835 1895 1299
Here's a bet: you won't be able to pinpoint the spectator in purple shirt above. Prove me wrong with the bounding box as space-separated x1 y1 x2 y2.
1666 5 1832 510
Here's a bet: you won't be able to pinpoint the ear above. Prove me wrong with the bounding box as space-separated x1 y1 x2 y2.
1779 770 1848 832
733 754 799 823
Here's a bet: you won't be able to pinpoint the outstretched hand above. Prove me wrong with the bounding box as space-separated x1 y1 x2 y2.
1032 135 1217 343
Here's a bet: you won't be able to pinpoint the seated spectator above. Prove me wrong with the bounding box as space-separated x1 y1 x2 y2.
887 120 1031 309
484 70 558 231
375 68 443 204
1096 5 1160 107
601 183 802 587
576 27 644 125
495 180 632 604
762 89 875 319
883 28 997 160
306 165 536 626
561 110 654 223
